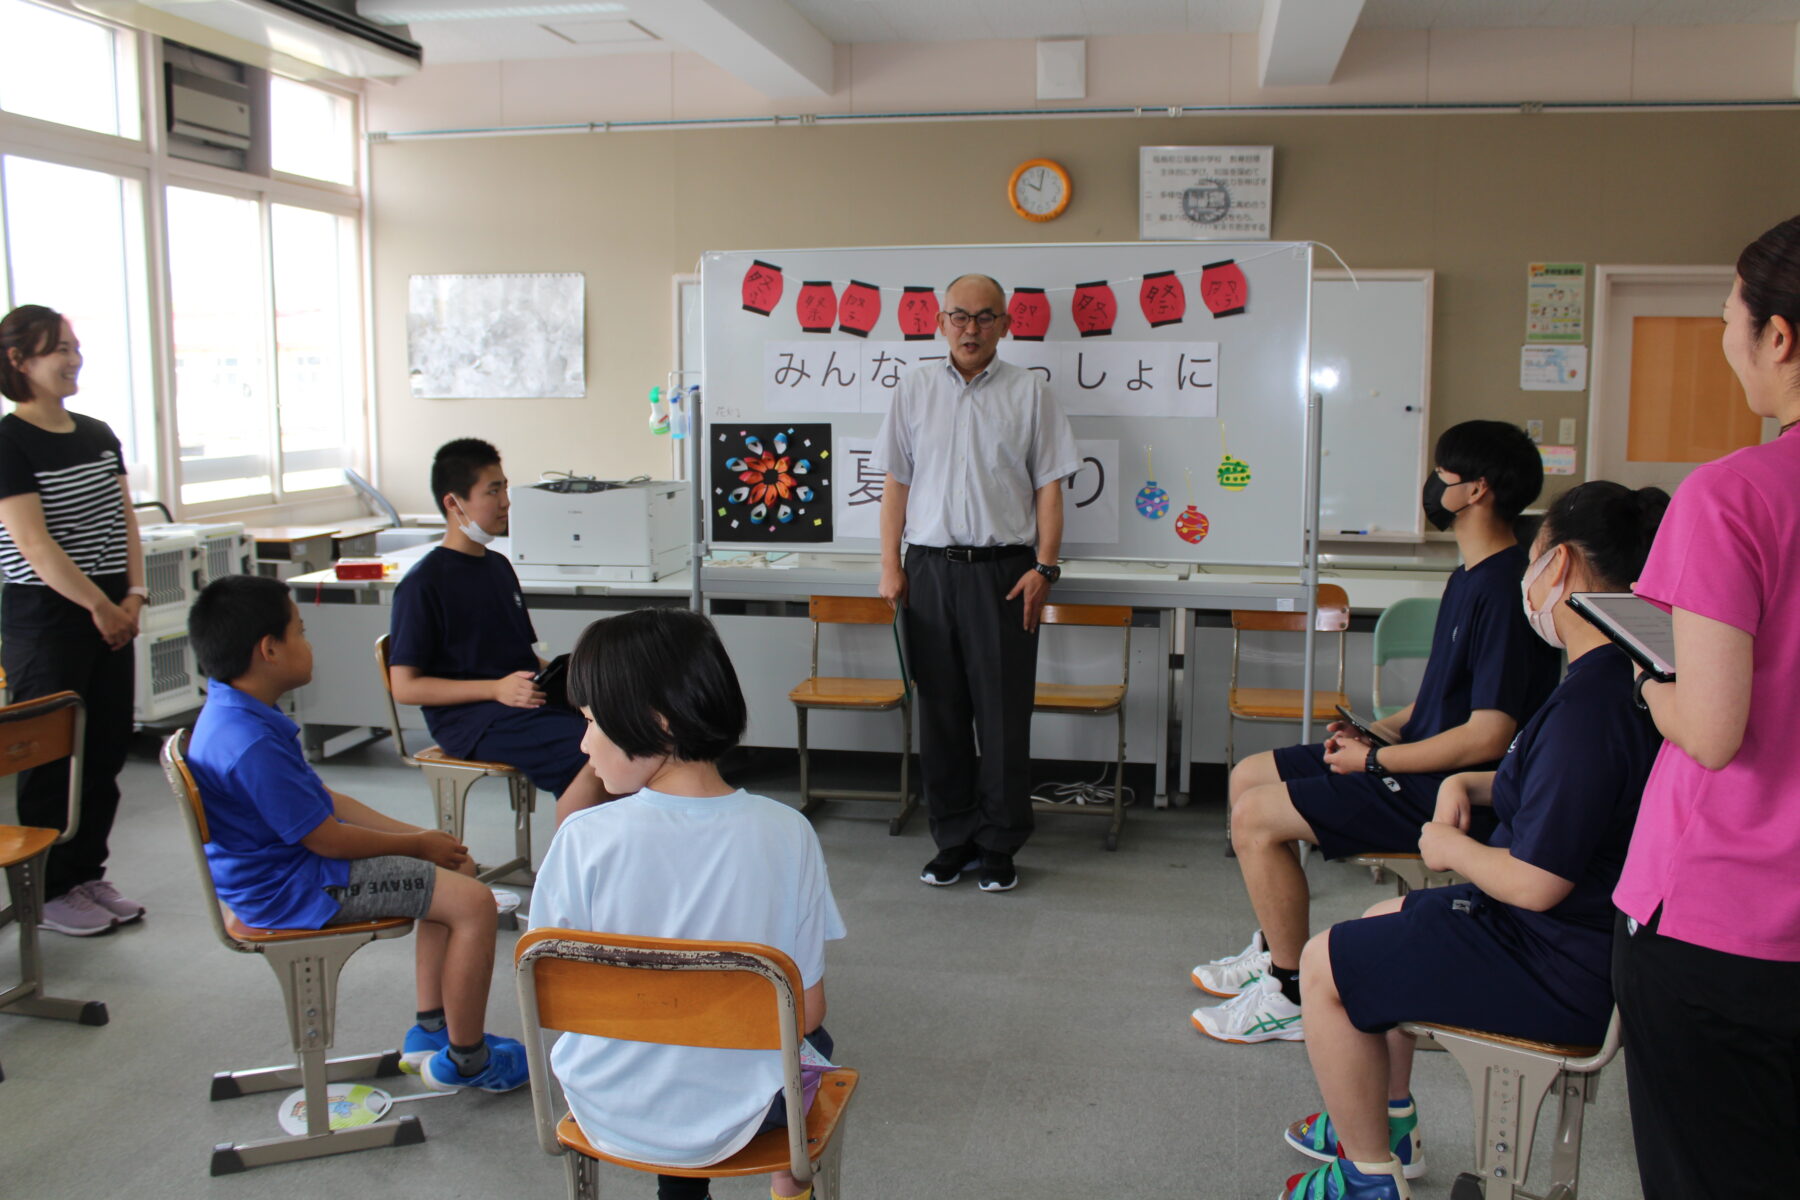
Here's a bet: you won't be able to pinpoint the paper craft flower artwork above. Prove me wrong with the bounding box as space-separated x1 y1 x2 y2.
725 431 811 524
712 424 834 543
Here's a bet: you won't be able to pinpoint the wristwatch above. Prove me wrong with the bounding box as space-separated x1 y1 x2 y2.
1032 562 1061 584
1365 746 1384 776
126 585 149 599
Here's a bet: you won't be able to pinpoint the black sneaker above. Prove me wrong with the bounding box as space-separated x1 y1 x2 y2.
920 844 980 886
978 852 1018 893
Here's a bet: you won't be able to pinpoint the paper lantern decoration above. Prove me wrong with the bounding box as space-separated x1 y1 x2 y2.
1008 286 1050 340
796 281 837 333
837 280 881 338
898 286 939 340
1135 447 1168 519
1175 506 1210 544
1218 456 1252 490
1201 259 1248 319
1071 281 1118 337
1139 270 1186 328
741 260 783 316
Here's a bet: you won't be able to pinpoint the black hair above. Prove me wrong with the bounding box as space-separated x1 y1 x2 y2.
1737 214 1800 340
188 575 295 682
567 608 747 763
1537 480 1670 591
1434 419 1544 522
0 304 66 403
429 438 501 516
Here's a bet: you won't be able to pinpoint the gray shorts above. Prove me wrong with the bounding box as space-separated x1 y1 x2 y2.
325 856 437 924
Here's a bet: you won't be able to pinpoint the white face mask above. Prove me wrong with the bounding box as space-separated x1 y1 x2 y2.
450 499 497 546
1520 547 1566 650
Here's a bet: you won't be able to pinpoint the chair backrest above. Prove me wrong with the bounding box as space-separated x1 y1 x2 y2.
372 634 413 761
1373 597 1440 667
160 730 244 953
1229 583 1351 633
0 691 85 845
1039 602 1132 688
806 594 905 683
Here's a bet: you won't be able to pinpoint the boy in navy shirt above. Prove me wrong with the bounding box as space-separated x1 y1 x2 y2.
388 439 612 825
186 575 528 1093
1193 421 1561 1045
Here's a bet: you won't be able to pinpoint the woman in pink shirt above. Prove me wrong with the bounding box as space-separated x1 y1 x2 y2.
1614 213 1800 1199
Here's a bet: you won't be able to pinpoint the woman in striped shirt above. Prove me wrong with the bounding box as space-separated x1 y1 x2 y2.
0 305 147 936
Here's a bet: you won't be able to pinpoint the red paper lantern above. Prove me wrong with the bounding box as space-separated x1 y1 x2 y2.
1139 270 1186 328
796 281 837 333
1007 286 1049 341
898 286 939 340
1071 280 1117 337
837 279 881 338
1201 259 1248 319
741 259 783 316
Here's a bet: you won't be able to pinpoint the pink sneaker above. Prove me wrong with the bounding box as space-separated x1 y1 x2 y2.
80 880 145 923
40 887 116 936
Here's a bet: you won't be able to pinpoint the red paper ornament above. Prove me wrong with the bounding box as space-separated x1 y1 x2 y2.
898 286 939 340
837 279 881 338
1139 270 1186 328
1175 505 1210 544
796 281 837 333
741 260 783 316
1071 280 1118 337
1201 259 1248 319
1007 287 1050 341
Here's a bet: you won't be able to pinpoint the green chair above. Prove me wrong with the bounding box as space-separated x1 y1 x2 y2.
1371 597 1440 720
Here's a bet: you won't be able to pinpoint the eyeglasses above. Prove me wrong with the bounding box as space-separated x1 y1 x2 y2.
943 309 1001 329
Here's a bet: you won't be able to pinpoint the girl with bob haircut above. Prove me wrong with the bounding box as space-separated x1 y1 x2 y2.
527 607 846 1200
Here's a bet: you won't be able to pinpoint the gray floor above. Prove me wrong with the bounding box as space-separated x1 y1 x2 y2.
1 741 1645 1199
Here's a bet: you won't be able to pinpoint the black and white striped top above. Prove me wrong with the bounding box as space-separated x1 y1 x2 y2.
0 412 128 585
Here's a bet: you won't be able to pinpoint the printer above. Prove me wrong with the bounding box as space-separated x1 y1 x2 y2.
508 477 689 582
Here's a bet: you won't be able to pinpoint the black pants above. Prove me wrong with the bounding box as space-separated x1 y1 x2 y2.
1613 908 1800 1199
902 546 1039 856
2 583 135 900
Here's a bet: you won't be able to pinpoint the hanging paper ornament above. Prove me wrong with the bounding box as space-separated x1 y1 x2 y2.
837 280 881 338
1007 286 1050 340
796 281 837 333
1139 270 1187 328
898 286 939 340
1201 259 1248 319
741 260 783 316
1216 422 1252 490
1175 506 1211 544
1134 445 1169 519
1071 281 1118 337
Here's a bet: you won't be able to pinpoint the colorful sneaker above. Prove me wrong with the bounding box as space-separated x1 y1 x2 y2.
1191 929 1270 997
920 844 980 887
421 1034 529 1093
1192 974 1304 1044
79 880 145 923
40 886 116 936
977 851 1018 893
1280 1156 1411 1200
400 1022 451 1074
1286 1100 1426 1180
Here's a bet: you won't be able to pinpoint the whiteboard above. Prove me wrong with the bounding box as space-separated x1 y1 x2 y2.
701 243 1315 567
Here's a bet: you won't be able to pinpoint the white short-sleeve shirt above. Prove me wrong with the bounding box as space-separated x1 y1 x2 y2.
868 356 1081 548
528 788 846 1167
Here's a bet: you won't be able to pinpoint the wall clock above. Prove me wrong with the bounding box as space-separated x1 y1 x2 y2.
1008 158 1071 222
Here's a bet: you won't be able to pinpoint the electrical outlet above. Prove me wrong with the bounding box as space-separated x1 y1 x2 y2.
1526 419 1545 444
1559 418 1577 443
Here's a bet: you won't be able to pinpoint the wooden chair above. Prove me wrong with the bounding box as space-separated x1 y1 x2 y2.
1224 583 1352 772
161 731 424 1175
1400 1008 1622 1200
0 692 107 1083
1031 603 1132 851
788 595 917 834
516 928 860 1199
374 634 535 890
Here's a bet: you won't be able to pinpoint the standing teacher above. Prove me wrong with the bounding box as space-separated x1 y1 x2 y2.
872 273 1080 894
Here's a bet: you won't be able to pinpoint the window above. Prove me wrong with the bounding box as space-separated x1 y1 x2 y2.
272 204 359 492
270 76 355 185
0 0 138 138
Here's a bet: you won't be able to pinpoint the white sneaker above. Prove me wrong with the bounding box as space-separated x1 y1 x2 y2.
1192 974 1305 1044
1191 929 1272 998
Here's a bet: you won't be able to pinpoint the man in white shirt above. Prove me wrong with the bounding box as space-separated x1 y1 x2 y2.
871 273 1081 893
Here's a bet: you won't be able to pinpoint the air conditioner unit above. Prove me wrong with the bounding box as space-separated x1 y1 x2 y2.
74 0 421 82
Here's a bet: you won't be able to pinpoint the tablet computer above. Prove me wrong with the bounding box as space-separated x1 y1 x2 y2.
1333 704 1390 748
1567 592 1676 682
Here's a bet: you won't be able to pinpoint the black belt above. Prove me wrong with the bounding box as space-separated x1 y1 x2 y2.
913 544 1033 564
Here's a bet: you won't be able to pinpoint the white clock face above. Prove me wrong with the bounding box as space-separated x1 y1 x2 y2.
1015 166 1065 215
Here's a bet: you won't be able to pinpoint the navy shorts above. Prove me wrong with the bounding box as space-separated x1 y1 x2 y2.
1328 883 1612 1047
1273 742 1477 860
467 705 589 798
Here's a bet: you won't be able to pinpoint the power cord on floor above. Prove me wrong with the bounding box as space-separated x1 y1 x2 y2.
1030 762 1135 808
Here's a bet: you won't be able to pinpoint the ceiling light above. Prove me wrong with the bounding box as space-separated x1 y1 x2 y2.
358 0 624 24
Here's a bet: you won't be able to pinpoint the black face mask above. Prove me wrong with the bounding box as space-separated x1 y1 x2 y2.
1421 473 1464 532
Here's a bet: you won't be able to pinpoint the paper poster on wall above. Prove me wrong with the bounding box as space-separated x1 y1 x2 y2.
1520 344 1588 390
407 273 584 399
1062 440 1120 545
712 424 833 543
1139 146 1273 241
834 436 884 540
1539 444 1577 475
1526 262 1586 343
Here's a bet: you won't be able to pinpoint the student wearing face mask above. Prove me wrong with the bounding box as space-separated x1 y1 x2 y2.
1268 480 1667 1200
388 439 615 826
1193 420 1562 1045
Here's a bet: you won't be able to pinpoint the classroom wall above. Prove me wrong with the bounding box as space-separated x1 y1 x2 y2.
367 108 1800 513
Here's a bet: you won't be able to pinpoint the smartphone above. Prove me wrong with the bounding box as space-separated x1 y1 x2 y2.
1332 704 1390 748
533 654 570 709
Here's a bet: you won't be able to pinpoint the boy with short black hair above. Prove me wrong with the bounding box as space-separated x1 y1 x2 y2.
185 574 527 1092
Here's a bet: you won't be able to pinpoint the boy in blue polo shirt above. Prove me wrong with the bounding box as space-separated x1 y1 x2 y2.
185 574 528 1093
1192 420 1562 1045
388 438 612 826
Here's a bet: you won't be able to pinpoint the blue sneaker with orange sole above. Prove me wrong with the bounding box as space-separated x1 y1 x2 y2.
1280 1156 1411 1200
421 1034 530 1093
1285 1099 1426 1179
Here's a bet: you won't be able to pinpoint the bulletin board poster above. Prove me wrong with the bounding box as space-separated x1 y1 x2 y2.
1139 147 1273 241
1526 262 1586 343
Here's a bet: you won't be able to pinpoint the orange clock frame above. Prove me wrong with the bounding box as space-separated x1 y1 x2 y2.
1007 158 1072 222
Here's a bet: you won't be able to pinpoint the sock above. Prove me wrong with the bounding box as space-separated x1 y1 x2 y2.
449 1038 490 1077
772 1188 812 1200
416 1008 446 1033
1388 1097 1414 1115
1270 963 1302 1007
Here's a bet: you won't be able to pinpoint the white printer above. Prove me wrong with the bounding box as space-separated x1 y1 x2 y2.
508 477 689 582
